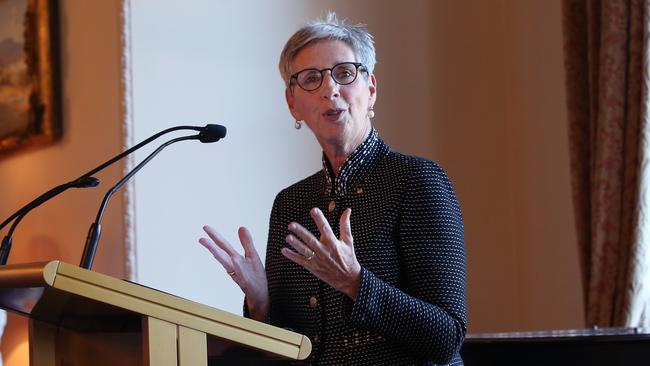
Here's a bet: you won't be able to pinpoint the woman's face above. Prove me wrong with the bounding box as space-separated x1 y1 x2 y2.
286 40 377 150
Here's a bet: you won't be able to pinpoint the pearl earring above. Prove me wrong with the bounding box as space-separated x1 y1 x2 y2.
295 120 302 129
367 108 375 119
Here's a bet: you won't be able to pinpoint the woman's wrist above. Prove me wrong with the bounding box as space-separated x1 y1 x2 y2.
342 265 362 301
246 295 270 322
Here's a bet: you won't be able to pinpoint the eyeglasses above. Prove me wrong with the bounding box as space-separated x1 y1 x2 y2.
290 62 367 92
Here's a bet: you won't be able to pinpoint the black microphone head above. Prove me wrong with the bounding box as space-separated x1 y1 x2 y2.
72 176 101 188
199 124 226 143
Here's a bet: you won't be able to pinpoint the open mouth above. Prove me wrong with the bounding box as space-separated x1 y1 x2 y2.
323 108 346 118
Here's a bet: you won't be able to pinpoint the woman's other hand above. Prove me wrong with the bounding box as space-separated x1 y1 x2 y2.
199 226 269 322
282 208 362 300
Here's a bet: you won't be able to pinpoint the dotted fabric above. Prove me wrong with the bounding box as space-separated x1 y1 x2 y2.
264 128 467 365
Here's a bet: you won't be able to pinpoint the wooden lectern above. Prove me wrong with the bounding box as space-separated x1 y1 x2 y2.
0 261 311 365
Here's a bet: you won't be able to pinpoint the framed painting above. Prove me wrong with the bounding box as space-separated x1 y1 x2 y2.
0 0 61 156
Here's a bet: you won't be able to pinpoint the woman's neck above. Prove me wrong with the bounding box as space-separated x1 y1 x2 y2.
323 124 371 176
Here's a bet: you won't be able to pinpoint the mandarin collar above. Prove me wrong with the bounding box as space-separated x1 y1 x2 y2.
322 128 389 197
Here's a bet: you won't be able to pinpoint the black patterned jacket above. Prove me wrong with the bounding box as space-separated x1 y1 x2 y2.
264 128 467 365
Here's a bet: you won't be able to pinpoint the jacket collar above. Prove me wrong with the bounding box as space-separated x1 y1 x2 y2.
322 128 389 197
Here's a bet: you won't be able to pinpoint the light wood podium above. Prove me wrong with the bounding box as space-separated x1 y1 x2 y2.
0 261 311 365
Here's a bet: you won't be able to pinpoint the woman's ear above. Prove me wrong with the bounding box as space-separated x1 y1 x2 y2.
368 74 377 106
285 87 302 121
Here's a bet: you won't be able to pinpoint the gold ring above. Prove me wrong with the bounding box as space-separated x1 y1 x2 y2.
228 271 236 276
305 250 315 261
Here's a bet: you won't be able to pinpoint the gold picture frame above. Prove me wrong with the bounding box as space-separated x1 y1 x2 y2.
0 0 61 157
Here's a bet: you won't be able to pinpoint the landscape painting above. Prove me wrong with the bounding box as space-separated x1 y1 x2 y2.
0 0 60 156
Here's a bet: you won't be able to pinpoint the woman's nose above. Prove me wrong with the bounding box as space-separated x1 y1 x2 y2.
320 72 340 99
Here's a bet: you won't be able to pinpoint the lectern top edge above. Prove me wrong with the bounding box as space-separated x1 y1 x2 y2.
0 260 312 361
0 260 57 288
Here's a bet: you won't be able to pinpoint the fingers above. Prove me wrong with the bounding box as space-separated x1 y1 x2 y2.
281 246 310 268
287 207 353 252
198 236 233 271
310 208 337 243
339 208 353 244
287 222 322 251
203 225 238 257
238 227 260 260
285 232 315 258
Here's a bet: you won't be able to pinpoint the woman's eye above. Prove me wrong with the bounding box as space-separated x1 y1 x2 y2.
334 68 354 80
337 71 352 78
301 73 321 84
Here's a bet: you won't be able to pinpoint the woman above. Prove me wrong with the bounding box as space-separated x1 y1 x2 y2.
199 13 467 365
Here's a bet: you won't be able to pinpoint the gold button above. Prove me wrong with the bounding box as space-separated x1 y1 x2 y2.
356 187 364 194
309 296 318 307
328 200 336 212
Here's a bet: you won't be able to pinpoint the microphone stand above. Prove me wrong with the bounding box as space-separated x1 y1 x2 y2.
79 135 198 269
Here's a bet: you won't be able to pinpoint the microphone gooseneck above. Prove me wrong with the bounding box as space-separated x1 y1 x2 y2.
0 176 101 233
79 125 226 270
0 176 101 265
0 123 225 267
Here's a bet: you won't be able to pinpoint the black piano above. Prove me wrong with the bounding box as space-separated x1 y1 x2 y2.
461 327 650 365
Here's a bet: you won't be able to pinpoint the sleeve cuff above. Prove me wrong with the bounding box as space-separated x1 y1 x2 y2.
343 267 378 327
243 297 251 318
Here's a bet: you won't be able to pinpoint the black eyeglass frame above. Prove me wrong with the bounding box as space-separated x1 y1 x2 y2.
289 62 368 92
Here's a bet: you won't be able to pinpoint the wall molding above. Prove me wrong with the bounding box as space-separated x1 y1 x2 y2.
119 0 137 282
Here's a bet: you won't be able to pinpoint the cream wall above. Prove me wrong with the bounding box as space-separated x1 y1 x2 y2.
427 0 583 331
503 0 583 331
0 1 127 364
129 0 324 315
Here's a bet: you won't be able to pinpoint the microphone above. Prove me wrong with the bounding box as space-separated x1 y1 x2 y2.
0 124 223 266
0 176 101 265
198 124 226 143
79 124 226 269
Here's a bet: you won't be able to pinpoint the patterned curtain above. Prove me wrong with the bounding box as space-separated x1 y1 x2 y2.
562 0 650 327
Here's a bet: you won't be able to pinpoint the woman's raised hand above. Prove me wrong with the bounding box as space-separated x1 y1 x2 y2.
199 226 269 322
282 207 362 300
